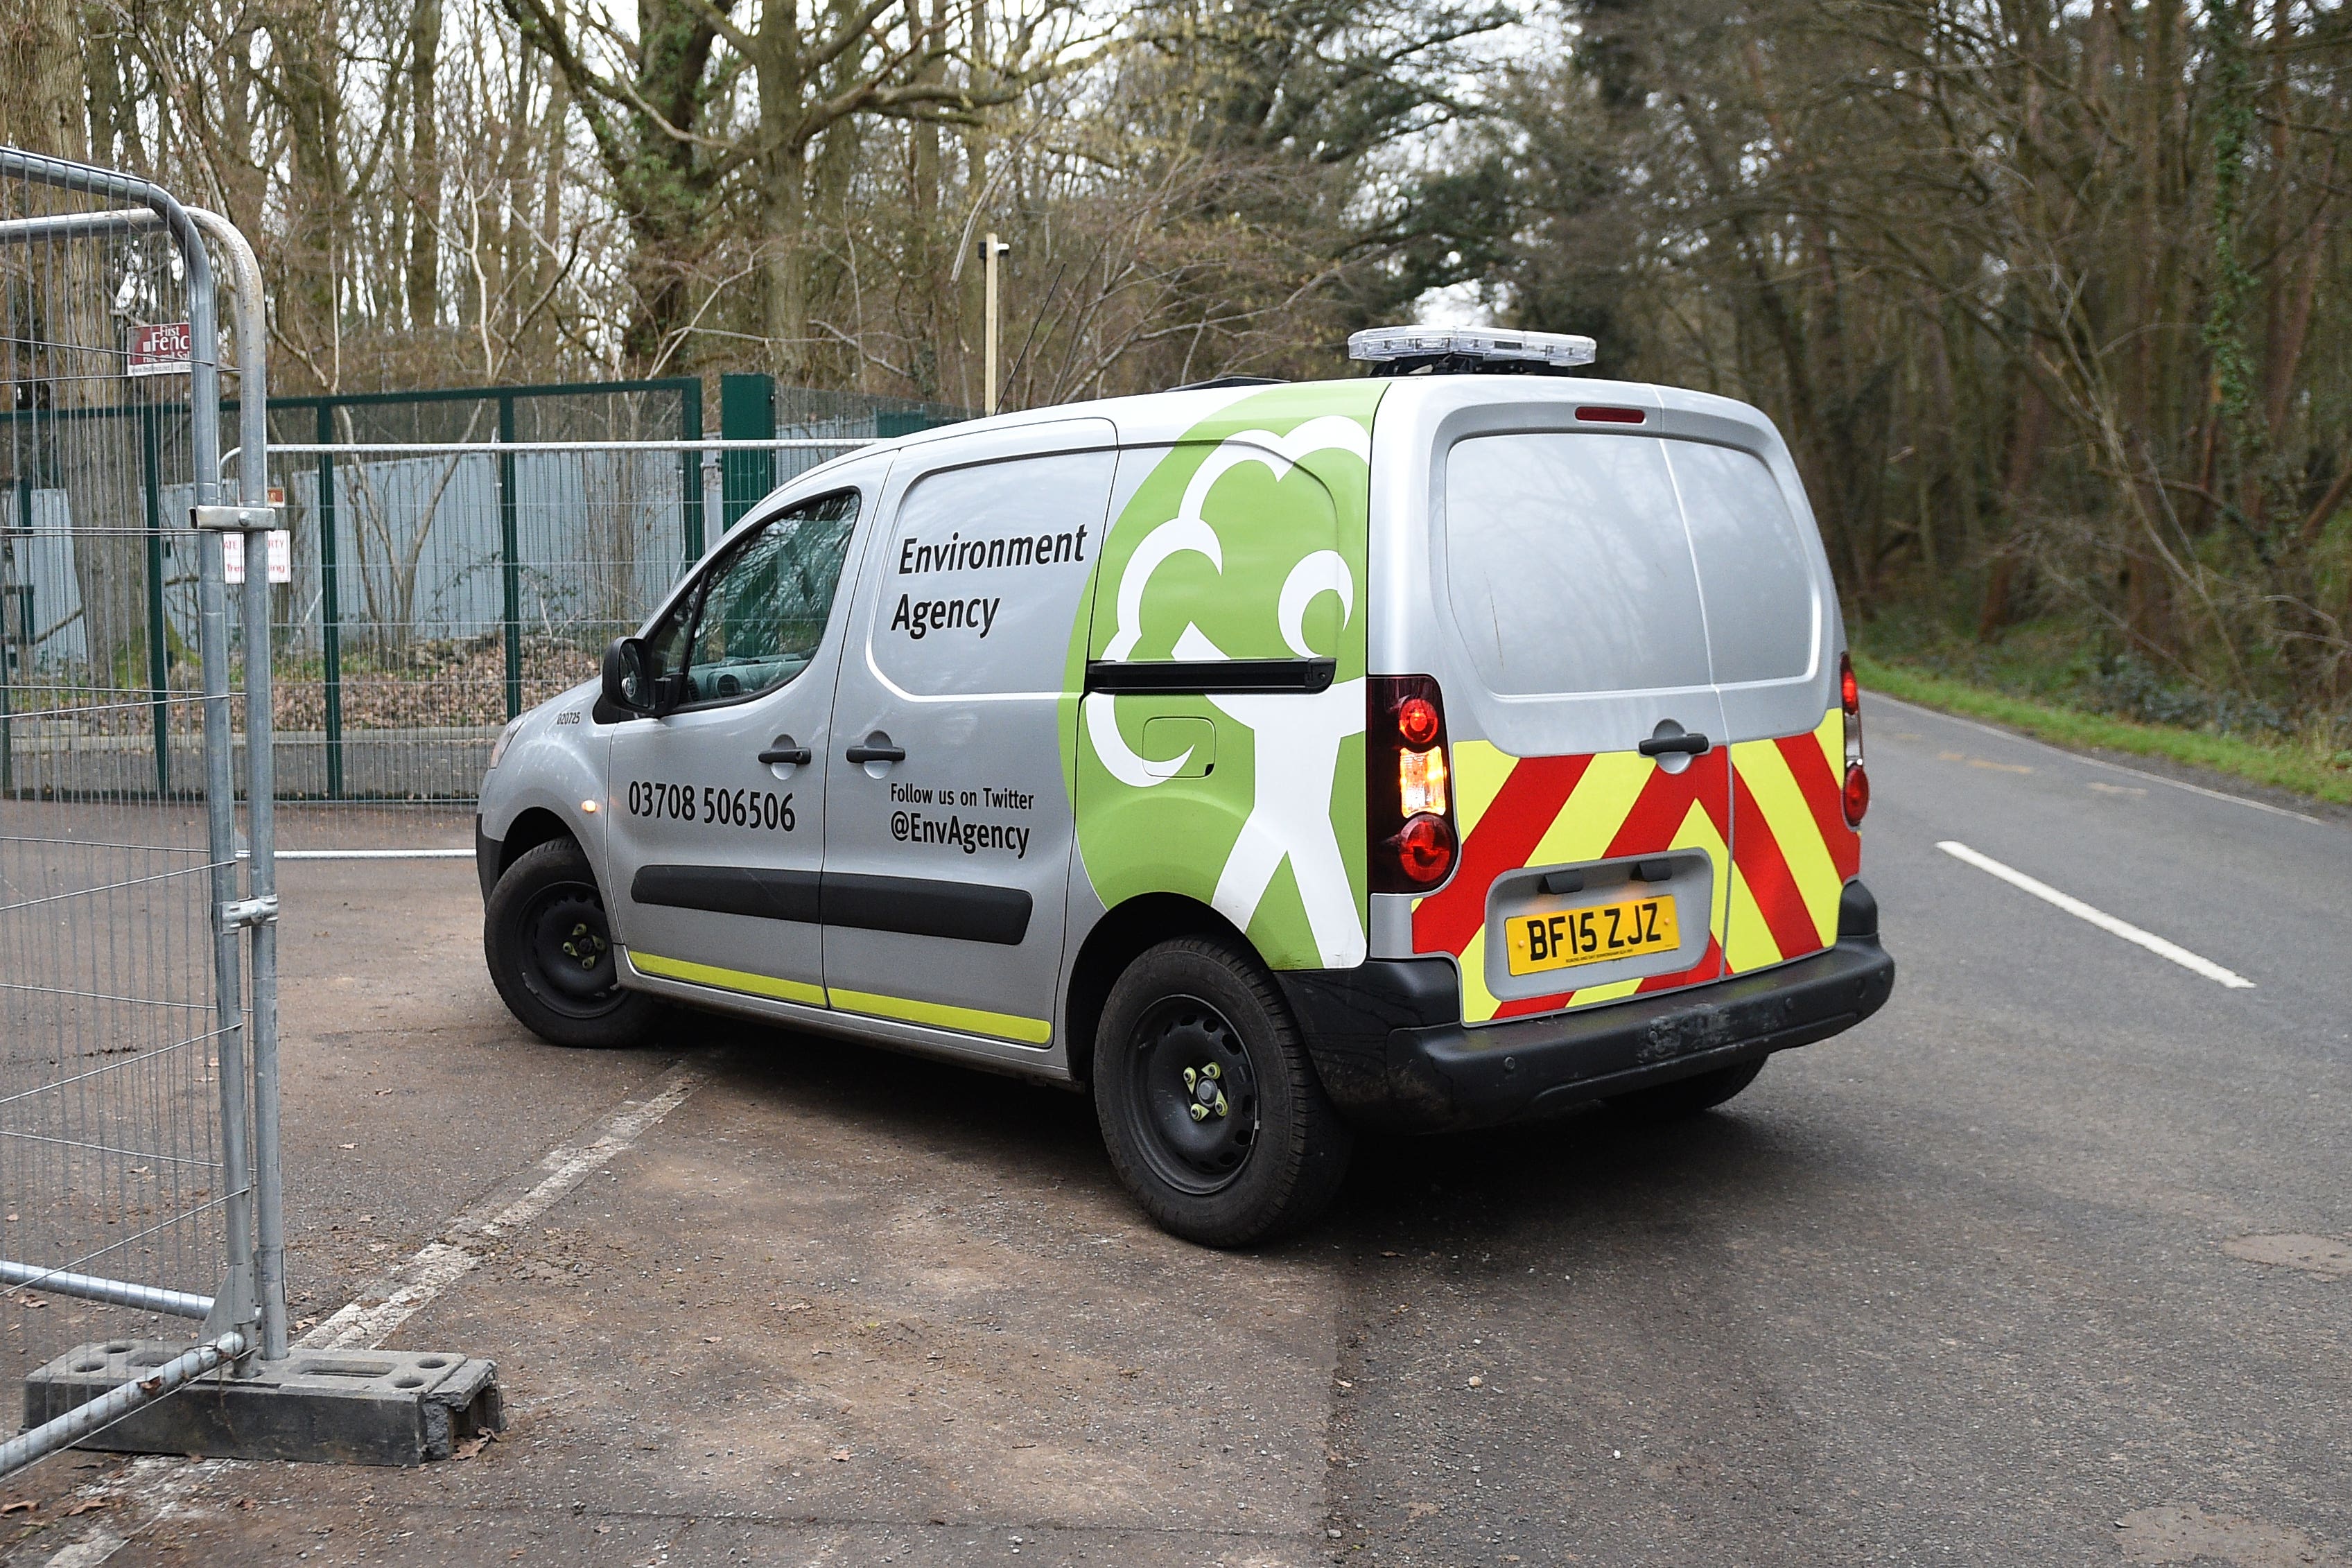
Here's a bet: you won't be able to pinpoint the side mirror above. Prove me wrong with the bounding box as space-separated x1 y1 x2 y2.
601 636 654 716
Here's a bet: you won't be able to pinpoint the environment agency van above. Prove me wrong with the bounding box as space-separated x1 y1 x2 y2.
474 326 1895 1245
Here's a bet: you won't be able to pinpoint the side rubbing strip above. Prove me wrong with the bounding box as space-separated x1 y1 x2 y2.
632 864 822 924
821 872 1032 946
630 864 1029 945
1084 658 1336 695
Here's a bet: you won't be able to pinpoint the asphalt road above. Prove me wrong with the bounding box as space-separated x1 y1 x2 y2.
4 697 2348 1567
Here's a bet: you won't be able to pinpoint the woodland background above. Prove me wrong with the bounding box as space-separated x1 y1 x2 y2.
3 0 2349 737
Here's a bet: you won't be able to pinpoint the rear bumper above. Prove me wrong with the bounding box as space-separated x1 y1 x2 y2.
1277 880 1894 1133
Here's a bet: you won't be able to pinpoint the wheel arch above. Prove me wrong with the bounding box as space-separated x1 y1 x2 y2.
496 808 584 884
1063 894 1265 1089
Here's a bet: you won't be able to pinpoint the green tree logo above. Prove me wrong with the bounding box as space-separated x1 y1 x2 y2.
1065 385 1386 969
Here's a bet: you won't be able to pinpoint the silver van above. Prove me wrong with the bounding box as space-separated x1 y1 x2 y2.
476 329 1894 1244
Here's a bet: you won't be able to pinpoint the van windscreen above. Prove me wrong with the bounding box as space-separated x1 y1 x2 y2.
1443 432 1711 697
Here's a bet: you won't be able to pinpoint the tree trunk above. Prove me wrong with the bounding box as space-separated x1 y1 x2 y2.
406 0 446 331
760 132 812 382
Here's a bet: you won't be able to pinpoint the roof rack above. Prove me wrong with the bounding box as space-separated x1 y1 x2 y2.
1347 326 1596 377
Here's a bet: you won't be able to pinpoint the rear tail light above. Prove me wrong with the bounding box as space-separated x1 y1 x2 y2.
1393 814 1456 883
1370 675 1458 892
1840 652 1868 825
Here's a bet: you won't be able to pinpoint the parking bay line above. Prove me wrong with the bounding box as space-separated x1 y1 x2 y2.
299 1058 707 1350
1935 840 2255 989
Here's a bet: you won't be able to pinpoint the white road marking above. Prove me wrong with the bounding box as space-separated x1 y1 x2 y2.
1936 840 2256 988
250 848 473 860
1874 695 2328 826
300 1060 706 1350
39 1457 230 1568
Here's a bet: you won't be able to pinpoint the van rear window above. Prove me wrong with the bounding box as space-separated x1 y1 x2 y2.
1670 442 1819 683
1443 433 1711 697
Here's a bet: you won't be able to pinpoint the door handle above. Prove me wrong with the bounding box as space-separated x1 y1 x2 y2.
758 745 812 766
1637 732 1712 758
845 740 906 765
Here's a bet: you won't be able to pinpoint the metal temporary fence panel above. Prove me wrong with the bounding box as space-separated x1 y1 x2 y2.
1 148 281 1474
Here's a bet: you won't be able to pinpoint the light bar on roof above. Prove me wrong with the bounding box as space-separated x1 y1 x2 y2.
1347 325 1598 369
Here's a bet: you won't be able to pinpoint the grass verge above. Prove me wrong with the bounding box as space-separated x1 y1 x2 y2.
1851 652 2352 809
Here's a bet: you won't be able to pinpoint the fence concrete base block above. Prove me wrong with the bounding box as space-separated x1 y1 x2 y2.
21 1342 504 1466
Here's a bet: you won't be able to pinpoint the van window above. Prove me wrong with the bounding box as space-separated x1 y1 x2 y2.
1668 442 1818 683
646 489 858 707
872 448 1115 697
1443 433 1711 697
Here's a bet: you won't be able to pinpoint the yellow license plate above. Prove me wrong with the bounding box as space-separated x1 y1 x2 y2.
1504 896 1679 977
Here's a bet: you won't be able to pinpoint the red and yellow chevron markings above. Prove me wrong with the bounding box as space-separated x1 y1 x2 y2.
1410 708 1858 1025
1725 708 1860 977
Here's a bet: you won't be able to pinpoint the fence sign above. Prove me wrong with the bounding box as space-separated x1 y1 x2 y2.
223 528 293 584
128 320 191 376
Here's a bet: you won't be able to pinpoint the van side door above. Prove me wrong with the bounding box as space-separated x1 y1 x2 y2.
603 473 878 1008
817 421 1117 1050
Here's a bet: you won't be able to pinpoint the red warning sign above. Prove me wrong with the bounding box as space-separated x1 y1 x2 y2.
128 322 192 377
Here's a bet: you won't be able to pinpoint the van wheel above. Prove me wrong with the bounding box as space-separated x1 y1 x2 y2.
1092 937 1352 1246
1611 1058 1766 1121
483 838 660 1049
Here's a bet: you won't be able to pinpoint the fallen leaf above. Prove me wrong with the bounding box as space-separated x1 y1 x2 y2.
64 1499 109 1517
2 1500 36 1513
829 1447 852 1462
453 1432 496 1461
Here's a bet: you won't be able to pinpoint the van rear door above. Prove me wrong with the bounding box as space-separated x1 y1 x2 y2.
1409 430 1734 1025
1675 441 1858 975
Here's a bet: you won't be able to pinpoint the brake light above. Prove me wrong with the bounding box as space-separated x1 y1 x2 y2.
1369 675 1458 892
1397 695 1441 748
1840 652 1867 825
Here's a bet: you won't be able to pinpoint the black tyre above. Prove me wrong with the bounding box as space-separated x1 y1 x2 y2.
1092 936 1352 1246
1610 1057 1766 1122
483 838 661 1049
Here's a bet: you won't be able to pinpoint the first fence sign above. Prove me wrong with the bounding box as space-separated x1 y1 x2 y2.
128 321 192 377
